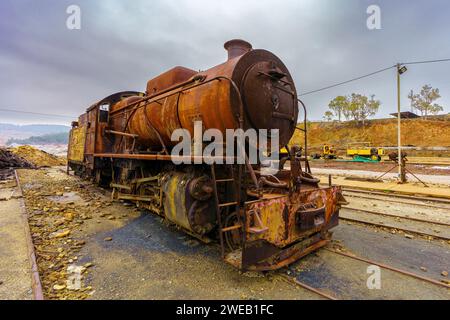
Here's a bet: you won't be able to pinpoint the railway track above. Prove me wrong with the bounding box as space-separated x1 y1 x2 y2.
341 206 450 227
277 273 338 300
343 191 450 211
339 215 450 241
339 187 450 240
342 187 450 205
277 244 449 300
324 248 450 289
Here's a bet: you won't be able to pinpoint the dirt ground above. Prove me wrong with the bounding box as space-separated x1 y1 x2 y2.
13 167 450 300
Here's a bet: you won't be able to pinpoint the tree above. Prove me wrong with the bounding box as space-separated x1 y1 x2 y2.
408 85 444 119
328 96 348 122
354 94 380 126
323 111 334 122
408 90 414 113
328 93 380 125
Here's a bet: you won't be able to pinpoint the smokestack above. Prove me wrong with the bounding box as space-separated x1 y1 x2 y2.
224 39 252 60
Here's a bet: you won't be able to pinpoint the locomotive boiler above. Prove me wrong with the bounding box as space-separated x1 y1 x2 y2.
67 39 345 271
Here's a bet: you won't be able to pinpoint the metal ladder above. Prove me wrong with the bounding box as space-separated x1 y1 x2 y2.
210 163 243 258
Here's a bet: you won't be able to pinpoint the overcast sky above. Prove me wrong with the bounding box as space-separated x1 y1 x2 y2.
1 0 449 125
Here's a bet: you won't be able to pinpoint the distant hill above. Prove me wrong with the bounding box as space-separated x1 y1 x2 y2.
0 123 70 146
7 132 69 145
0 123 70 133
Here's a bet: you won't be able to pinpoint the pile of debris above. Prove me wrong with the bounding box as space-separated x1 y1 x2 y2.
0 147 34 169
0 147 34 179
9 145 66 167
0 145 66 180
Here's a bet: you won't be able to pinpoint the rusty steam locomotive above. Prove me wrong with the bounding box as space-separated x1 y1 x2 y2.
67 39 345 271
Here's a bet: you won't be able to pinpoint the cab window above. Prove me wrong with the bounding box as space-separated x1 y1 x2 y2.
99 103 109 123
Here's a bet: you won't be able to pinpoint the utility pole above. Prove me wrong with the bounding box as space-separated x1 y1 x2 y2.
396 64 401 181
397 64 407 183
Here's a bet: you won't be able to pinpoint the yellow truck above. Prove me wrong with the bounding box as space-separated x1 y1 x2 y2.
311 144 337 160
346 142 384 162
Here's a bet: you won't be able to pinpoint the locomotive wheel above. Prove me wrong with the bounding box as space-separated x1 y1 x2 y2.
223 212 242 251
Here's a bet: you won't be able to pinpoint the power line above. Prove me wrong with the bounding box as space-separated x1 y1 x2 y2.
299 57 450 97
402 58 450 65
0 108 76 119
298 65 396 96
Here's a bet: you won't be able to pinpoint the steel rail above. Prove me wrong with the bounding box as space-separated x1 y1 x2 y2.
325 248 450 289
207 240 338 300
277 274 338 300
339 216 450 241
342 187 450 204
343 192 450 211
342 206 450 227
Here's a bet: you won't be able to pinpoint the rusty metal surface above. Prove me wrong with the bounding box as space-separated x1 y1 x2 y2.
146 66 197 95
242 60 297 144
93 152 237 163
161 172 216 235
67 126 86 162
243 186 340 246
224 39 252 60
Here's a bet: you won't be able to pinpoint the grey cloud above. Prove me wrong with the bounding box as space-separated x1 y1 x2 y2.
0 0 449 125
